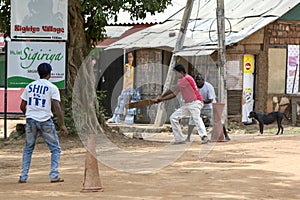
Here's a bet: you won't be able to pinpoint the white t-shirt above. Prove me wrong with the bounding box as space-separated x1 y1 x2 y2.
21 79 60 122
199 82 216 110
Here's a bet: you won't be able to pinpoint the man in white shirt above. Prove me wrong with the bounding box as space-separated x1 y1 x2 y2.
186 73 230 142
19 63 68 183
196 74 216 125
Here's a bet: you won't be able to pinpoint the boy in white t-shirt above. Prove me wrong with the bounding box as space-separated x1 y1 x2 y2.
19 63 68 183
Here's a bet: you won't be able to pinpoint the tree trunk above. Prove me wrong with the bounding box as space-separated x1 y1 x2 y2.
68 0 88 90
68 2 103 191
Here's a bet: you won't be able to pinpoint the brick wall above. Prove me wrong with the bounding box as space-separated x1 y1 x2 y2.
267 20 300 45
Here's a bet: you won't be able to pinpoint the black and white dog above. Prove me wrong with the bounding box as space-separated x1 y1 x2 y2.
248 111 290 135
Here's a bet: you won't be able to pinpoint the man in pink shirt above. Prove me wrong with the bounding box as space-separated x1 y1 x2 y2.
155 64 209 144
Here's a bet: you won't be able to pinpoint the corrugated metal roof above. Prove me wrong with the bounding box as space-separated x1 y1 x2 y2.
99 24 152 47
104 26 133 38
106 0 300 55
107 0 186 25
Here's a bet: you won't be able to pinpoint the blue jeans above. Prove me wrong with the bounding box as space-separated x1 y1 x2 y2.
20 118 61 181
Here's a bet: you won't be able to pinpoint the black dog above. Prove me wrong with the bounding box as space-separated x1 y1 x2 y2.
248 111 290 135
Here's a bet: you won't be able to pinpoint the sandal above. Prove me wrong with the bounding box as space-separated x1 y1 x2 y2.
50 177 64 183
18 179 27 183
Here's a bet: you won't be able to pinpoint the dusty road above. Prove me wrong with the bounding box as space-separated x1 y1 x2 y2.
0 121 300 200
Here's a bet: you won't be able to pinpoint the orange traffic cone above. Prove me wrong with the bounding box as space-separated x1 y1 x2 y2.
81 133 103 193
210 103 226 142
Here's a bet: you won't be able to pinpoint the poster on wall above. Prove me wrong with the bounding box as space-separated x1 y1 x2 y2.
0 33 5 48
242 55 255 124
286 45 299 94
7 41 66 88
123 51 135 91
10 0 68 40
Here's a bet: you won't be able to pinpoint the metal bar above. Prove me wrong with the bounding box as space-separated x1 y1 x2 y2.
4 40 8 139
216 0 227 124
154 0 195 127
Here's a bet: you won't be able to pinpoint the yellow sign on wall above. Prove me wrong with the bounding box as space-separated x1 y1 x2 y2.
242 54 255 123
243 55 254 74
123 63 134 90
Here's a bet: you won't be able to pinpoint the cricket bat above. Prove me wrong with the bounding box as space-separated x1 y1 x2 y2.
126 99 157 109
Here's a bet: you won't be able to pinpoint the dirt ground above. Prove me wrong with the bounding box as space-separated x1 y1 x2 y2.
1 119 300 200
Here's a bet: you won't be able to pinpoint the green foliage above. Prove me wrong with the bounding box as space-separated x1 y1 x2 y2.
0 0 172 46
53 90 107 134
82 0 172 47
0 0 10 36
53 91 76 134
96 90 107 124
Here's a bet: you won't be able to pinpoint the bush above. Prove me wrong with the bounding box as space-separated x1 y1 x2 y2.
53 90 107 135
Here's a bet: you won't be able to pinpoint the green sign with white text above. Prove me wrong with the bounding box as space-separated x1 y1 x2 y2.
7 41 66 88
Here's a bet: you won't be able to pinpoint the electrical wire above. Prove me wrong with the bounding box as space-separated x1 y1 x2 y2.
209 17 232 43
191 0 201 39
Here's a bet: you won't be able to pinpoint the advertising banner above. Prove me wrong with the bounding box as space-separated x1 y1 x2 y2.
11 0 68 40
242 54 255 123
0 33 5 47
123 51 135 91
7 41 66 88
123 63 134 90
286 45 299 94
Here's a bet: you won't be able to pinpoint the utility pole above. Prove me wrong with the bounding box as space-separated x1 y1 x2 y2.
216 0 227 123
154 0 194 127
